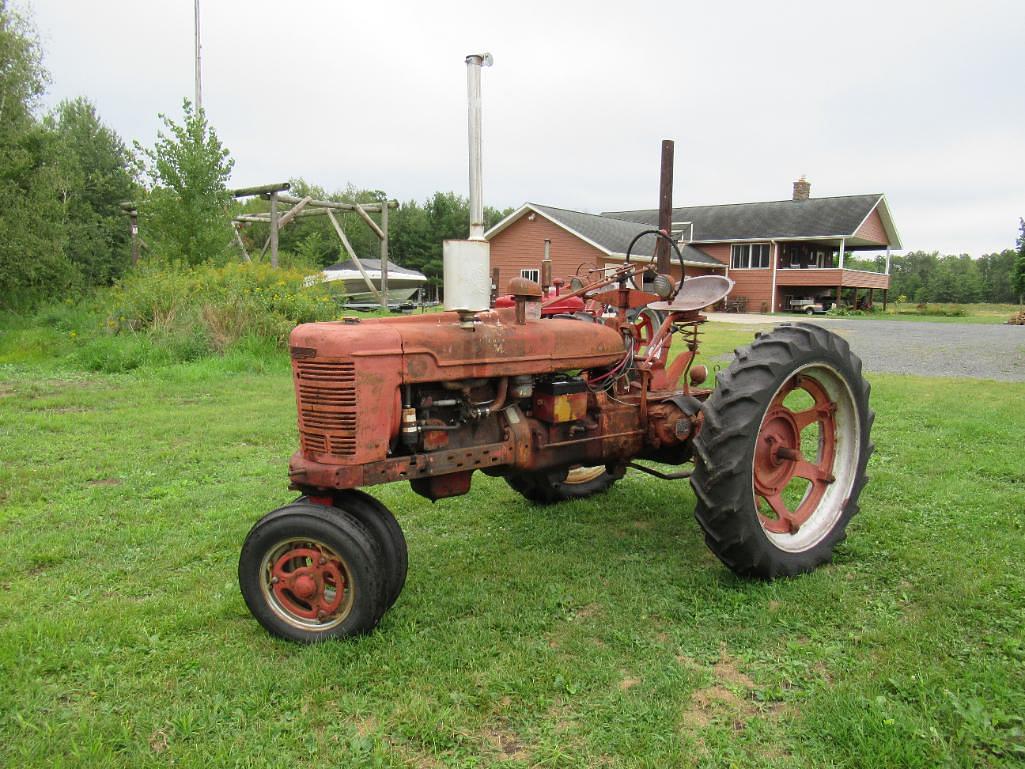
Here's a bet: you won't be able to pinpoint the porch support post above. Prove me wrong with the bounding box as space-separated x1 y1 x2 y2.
836 284 842 307
883 288 888 311
769 240 778 314
885 246 891 275
838 237 845 270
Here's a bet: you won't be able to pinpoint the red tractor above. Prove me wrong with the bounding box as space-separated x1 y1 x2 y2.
238 235 872 642
236 55 873 643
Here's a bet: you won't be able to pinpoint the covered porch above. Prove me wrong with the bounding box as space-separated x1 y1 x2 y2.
773 238 892 311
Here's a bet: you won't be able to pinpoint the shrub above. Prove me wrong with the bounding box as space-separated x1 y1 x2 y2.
102 262 337 354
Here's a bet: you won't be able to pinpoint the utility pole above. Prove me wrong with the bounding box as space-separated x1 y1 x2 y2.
194 0 202 111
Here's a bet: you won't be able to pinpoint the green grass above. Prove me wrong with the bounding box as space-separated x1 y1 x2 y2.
820 303 1021 325
1 323 1023 768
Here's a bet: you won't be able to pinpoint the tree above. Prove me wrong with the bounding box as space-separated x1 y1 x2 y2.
137 100 234 266
1014 219 1025 306
977 249 1017 304
46 97 136 284
0 1 68 306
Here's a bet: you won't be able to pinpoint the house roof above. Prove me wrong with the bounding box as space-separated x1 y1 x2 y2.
603 194 901 248
485 203 726 268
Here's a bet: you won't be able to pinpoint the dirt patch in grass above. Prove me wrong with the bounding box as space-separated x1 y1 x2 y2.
681 684 749 730
484 723 531 762
619 675 641 690
355 715 378 736
88 477 123 487
712 653 755 690
39 405 96 414
680 650 788 734
148 728 169 754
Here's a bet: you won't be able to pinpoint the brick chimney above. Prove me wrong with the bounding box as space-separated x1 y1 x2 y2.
792 175 811 201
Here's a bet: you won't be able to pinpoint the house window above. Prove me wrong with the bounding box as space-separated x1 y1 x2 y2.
731 243 770 269
520 269 540 282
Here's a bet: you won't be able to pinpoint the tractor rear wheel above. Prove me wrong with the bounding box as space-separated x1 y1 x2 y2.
691 323 873 578
239 502 387 642
505 465 618 504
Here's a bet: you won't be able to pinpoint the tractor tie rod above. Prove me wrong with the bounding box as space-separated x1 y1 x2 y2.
627 462 693 480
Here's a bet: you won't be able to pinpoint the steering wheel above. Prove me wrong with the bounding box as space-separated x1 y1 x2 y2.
623 229 687 300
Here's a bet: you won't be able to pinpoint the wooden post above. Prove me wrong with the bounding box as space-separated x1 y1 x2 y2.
129 210 140 265
326 210 382 304
883 288 888 311
230 182 291 198
269 191 279 268
233 223 251 263
655 139 674 274
836 285 842 307
275 196 312 230
353 203 386 240
379 200 389 311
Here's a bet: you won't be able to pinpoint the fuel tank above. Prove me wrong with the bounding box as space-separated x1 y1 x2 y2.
288 309 625 466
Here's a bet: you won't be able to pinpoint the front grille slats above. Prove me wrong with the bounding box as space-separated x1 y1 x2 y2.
294 359 357 457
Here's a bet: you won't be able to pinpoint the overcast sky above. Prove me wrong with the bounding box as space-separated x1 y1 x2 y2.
26 0 1025 255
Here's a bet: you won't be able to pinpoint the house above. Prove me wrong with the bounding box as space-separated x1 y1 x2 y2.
485 178 900 313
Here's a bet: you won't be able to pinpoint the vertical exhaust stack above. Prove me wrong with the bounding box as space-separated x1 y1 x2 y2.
444 52 494 324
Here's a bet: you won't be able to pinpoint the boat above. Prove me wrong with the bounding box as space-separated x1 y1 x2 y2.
307 258 429 302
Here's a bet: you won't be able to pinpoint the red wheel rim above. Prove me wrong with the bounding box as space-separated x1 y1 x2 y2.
753 373 837 535
261 539 353 629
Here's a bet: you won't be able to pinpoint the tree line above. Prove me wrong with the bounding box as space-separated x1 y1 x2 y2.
847 243 1024 304
1 0 1022 311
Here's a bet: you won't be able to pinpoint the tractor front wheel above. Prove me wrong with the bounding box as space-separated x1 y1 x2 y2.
505 465 618 504
293 490 407 611
239 502 387 642
691 323 873 578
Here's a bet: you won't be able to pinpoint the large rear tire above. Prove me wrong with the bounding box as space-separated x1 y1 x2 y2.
505 465 618 504
690 323 873 578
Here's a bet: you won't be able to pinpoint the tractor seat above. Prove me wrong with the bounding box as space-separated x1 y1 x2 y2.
647 275 735 313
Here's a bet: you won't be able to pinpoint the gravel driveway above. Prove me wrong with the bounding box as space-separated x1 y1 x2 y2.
710 315 1025 381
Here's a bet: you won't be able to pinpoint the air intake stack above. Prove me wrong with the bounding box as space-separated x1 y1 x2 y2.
443 52 494 323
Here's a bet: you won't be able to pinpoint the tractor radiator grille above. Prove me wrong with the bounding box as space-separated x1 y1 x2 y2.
294 359 358 457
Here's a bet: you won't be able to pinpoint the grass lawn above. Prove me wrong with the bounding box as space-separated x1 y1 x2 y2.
822 303 1021 325
1 322 1023 768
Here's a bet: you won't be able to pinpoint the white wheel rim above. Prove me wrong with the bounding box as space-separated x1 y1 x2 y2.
752 363 861 553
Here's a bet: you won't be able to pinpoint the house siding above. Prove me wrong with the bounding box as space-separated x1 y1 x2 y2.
726 268 775 311
489 212 607 292
697 243 730 266
854 206 888 245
